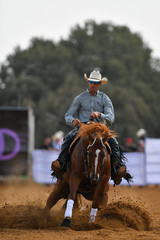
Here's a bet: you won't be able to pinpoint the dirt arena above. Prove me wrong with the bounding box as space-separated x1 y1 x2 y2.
0 180 160 240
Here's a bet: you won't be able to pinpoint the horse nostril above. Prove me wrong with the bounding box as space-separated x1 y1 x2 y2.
90 174 99 183
95 175 99 183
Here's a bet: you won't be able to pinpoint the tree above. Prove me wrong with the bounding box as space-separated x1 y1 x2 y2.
1 20 160 147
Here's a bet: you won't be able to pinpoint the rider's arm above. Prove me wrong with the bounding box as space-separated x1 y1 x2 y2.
65 95 81 126
100 94 115 124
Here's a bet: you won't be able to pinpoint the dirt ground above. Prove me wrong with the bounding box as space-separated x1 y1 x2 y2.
0 180 160 240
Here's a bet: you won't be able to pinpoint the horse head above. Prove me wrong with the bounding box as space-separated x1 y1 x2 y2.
86 135 107 183
78 122 115 183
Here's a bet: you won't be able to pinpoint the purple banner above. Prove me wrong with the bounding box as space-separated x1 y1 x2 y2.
0 128 21 161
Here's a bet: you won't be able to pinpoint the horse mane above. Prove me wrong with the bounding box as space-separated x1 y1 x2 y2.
78 122 115 139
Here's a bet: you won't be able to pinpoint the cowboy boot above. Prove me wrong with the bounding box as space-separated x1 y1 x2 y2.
108 137 127 185
51 141 70 178
51 128 78 178
114 166 126 185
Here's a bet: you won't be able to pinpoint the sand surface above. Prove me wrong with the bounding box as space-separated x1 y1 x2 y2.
0 180 160 240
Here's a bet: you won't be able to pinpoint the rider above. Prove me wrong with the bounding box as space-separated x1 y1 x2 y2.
52 69 132 185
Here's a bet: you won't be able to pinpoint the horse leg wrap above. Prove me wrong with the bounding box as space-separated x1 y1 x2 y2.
64 199 74 218
89 208 98 223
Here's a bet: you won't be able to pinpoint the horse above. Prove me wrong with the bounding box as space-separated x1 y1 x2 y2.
44 122 115 228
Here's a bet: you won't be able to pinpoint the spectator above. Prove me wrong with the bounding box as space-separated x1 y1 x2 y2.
40 137 53 150
52 131 64 151
136 128 147 152
125 137 137 152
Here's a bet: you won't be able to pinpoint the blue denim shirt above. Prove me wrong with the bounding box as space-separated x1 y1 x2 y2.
65 89 115 126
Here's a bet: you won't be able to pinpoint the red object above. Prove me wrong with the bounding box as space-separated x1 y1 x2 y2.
126 137 133 144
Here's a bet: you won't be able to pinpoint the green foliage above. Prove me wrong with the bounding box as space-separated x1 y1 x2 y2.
1 20 160 147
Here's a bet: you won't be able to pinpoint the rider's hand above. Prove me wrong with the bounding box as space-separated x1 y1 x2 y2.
90 112 101 119
72 118 81 126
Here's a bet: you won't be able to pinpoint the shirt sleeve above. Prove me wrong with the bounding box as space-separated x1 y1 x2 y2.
65 95 81 126
100 94 115 124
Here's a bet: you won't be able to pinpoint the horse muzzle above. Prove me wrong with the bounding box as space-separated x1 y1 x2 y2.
90 173 100 184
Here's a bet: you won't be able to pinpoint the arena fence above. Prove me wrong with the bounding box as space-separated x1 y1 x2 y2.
32 138 160 186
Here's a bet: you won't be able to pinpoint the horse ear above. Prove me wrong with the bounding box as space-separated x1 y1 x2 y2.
85 135 90 141
84 135 92 148
103 136 108 142
86 134 92 141
90 132 97 138
85 134 94 144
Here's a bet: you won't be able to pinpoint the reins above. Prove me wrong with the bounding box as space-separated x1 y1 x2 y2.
82 137 107 179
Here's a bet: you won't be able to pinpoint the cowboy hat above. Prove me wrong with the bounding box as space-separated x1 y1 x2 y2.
52 131 64 140
84 70 108 85
136 128 146 137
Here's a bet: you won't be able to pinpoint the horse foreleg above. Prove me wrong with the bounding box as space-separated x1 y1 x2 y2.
100 182 109 209
61 175 81 228
89 207 98 223
89 195 100 223
44 179 69 212
89 181 109 223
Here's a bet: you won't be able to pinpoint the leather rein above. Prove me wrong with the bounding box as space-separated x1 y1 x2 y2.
82 137 107 179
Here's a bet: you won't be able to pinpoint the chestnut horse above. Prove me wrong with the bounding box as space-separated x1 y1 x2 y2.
45 122 115 228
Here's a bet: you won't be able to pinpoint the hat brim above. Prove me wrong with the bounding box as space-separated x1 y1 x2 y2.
84 74 108 85
136 129 146 137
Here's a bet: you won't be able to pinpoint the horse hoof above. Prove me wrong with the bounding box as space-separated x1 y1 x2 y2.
61 218 72 228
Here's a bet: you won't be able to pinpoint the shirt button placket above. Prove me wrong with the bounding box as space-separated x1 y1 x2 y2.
91 96 94 113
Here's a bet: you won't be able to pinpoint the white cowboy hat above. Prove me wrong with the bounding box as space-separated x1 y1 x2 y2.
52 131 64 140
84 70 108 85
136 128 146 137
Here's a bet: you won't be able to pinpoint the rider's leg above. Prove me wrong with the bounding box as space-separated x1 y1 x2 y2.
108 137 127 185
51 128 78 176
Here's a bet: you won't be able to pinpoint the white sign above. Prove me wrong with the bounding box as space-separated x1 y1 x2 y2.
120 152 145 186
32 149 60 184
32 138 160 186
145 138 160 184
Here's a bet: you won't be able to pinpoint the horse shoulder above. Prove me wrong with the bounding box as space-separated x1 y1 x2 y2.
71 139 84 168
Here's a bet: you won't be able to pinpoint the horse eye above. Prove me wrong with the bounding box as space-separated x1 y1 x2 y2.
101 153 105 158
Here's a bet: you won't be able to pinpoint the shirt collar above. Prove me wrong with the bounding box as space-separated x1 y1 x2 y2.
87 89 99 96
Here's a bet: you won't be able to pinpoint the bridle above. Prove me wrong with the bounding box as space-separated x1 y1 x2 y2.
83 137 106 179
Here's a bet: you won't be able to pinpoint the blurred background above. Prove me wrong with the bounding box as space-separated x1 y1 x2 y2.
0 0 160 185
